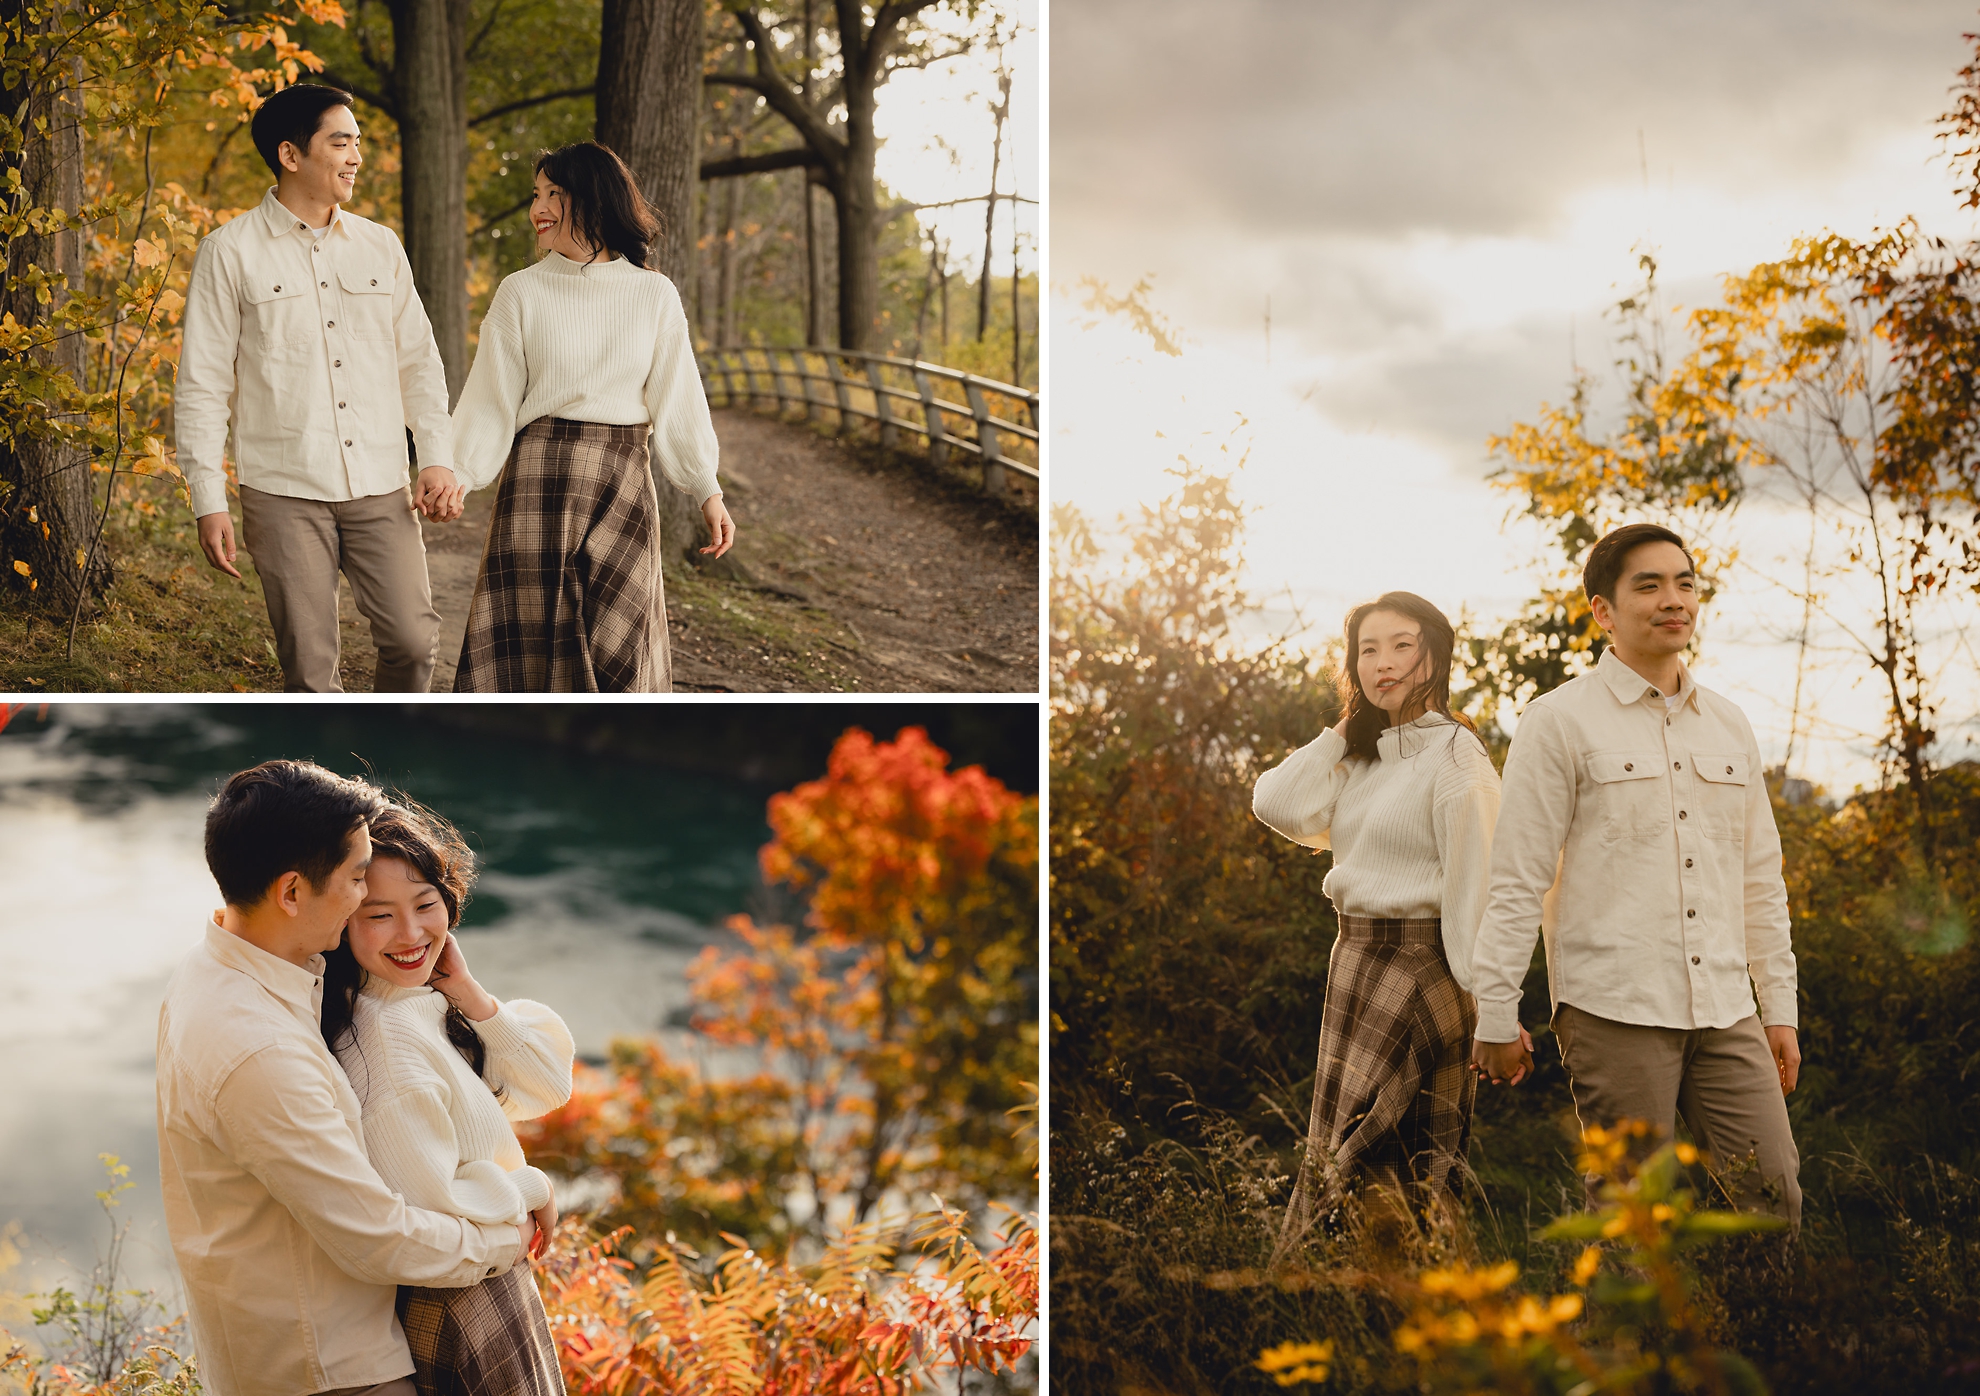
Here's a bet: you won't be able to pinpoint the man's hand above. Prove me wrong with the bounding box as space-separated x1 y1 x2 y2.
1766 1025 1800 1094
1469 1024 1537 1087
197 510 242 579
413 466 465 522
699 493 735 559
515 1219 532 1255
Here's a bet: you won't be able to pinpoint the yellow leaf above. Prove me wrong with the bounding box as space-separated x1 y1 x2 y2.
11 560 28 576
131 237 167 268
74 549 86 568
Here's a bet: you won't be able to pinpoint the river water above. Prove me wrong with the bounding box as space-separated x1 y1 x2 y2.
0 704 776 1316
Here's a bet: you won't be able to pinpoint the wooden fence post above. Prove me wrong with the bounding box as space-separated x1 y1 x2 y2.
964 379 1006 498
825 352 855 436
913 365 948 467
799 351 820 424
865 358 897 450
770 349 790 416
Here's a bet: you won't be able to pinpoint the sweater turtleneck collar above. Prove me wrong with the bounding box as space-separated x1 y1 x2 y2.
359 976 449 1009
538 249 639 276
1375 711 1459 762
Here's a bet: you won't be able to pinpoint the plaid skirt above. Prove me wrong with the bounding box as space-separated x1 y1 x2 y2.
397 1264 565 1396
454 417 671 693
1279 915 1478 1246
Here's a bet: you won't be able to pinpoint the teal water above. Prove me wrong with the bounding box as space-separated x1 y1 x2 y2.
0 704 776 1317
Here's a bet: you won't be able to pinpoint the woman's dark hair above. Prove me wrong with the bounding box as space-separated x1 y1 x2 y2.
534 141 661 269
1582 522 1695 608
319 801 495 1089
205 759 385 909
1337 591 1482 762
250 84 355 178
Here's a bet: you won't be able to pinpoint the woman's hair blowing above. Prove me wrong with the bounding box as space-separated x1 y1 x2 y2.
535 141 661 270
1337 590 1482 762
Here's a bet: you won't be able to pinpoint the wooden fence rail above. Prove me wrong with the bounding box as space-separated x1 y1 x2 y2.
697 346 1040 499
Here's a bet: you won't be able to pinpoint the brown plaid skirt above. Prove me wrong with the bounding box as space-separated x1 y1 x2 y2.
397 1264 565 1396
1279 914 1477 1247
454 417 671 692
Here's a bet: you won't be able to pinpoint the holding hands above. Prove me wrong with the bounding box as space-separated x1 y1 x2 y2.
413 465 466 522
1469 1024 1537 1087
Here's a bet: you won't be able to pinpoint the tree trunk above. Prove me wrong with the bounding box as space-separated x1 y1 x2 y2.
804 176 825 347
717 159 741 346
595 0 703 286
977 62 1010 342
389 0 471 403
0 20 107 616
834 67 880 351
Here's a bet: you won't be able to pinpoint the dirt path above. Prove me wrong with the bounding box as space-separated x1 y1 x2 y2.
333 408 1037 693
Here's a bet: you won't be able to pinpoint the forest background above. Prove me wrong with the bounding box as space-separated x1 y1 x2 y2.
1051 11 1980 1394
0 0 1037 690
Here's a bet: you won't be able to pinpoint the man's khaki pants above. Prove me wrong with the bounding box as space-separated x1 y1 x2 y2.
1553 1004 1801 1229
241 484 440 693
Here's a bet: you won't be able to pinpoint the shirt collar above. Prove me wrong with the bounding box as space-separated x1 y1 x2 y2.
202 916 325 1020
1595 645 1699 713
538 249 634 276
255 187 351 242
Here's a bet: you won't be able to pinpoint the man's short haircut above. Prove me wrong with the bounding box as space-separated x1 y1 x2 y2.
1582 523 1696 607
250 84 355 178
205 759 386 908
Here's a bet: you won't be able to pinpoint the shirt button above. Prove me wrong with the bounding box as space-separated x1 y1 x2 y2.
344 439 353 446
1725 765 1734 774
338 401 346 408
1687 909 1696 918
327 320 335 327
371 278 378 286
334 359 342 367
1679 810 1688 820
273 284 281 292
1685 858 1694 868
1691 955 1701 965
1673 761 1682 770
320 280 328 287
1624 762 1634 772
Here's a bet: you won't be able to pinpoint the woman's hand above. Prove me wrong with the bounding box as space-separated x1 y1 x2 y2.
528 1183 558 1260
430 932 499 1022
700 493 736 560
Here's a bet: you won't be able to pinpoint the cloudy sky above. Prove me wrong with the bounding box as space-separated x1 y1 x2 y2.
1050 0 1980 791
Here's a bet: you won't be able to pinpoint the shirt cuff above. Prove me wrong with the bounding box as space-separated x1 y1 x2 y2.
1473 996 1524 1044
190 477 230 519
472 1000 529 1055
1754 987 1798 1030
475 1216 526 1278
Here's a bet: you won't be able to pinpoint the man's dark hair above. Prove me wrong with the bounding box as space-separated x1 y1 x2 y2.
1582 523 1696 608
534 141 663 270
250 84 355 178
205 759 385 908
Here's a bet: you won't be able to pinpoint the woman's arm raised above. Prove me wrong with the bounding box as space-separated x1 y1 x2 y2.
1252 724 1355 849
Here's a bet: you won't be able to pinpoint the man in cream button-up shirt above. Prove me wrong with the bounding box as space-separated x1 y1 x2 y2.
158 760 529 1396
176 83 466 692
1468 523 1803 1227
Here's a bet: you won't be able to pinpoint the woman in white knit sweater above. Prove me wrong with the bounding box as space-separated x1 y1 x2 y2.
447 141 734 692
319 803 575 1396
1253 591 1526 1253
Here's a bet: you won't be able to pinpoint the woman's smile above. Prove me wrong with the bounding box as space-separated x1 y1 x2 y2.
382 941 433 970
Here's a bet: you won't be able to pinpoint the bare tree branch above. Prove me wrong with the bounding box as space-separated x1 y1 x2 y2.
470 85 596 128
700 146 822 179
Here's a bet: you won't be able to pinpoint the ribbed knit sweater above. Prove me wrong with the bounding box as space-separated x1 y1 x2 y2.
336 983 575 1226
450 251 721 502
1253 714 1502 991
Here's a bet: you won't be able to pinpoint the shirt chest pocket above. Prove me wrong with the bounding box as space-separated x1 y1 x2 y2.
1689 752 1749 840
1586 751 1670 842
337 267 396 342
241 278 311 357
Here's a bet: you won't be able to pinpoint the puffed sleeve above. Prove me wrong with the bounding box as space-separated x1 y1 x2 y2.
1431 729 1502 993
449 275 528 491
473 998 576 1122
642 275 721 503
1253 727 1354 850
